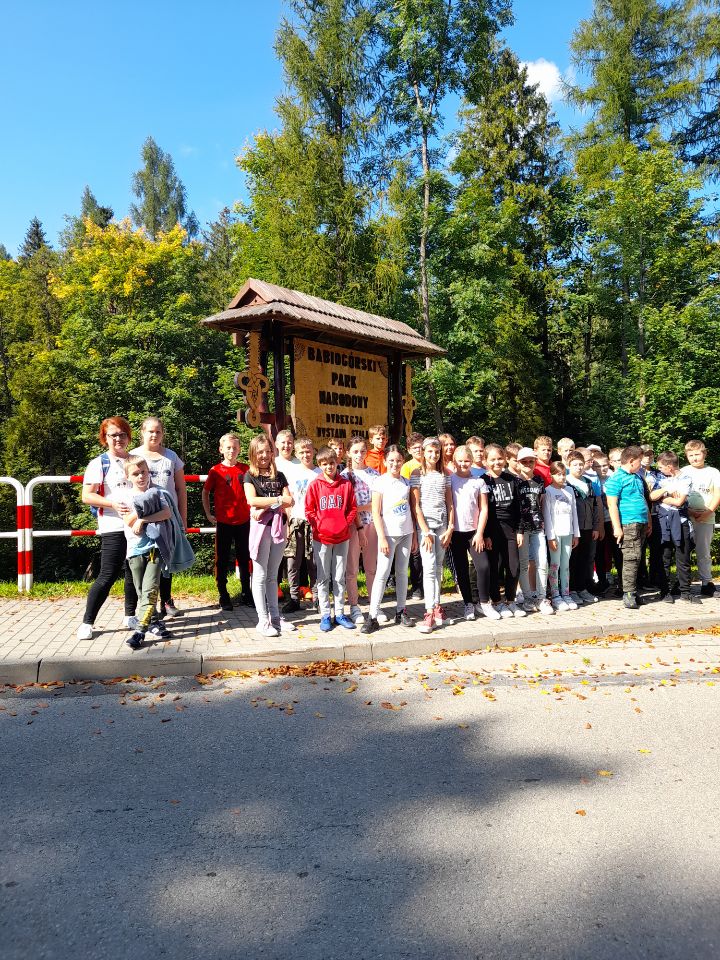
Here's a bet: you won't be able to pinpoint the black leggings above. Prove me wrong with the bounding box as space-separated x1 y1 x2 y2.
489 525 519 603
83 531 137 624
450 530 491 604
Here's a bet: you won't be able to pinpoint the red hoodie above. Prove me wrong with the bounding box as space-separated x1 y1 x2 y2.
305 473 357 545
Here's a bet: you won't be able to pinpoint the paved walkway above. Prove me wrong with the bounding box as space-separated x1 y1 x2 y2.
2 586 720 683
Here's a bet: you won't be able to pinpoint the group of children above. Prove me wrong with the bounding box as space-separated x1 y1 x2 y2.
200 426 719 640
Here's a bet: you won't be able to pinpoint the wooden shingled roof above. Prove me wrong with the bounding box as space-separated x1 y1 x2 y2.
201 278 446 359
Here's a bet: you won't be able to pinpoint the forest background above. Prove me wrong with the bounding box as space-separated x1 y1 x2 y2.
1 0 719 582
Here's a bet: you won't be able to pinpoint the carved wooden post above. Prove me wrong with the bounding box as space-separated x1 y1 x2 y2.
234 330 269 428
402 363 417 439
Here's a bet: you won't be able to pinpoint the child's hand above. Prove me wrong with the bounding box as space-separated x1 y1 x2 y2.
592 529 600 540
440 529 452 549
472 532 484 552
484 537 493 551
205 513 216 526
548 538 558 551
358 528 368 549
421 531 434 552
131 519 144 535
281 493 294 508
613 526 623 543
516 532 523 548
379 538 390 557
572 536 579 548
113 500 129 515
598 527 605 541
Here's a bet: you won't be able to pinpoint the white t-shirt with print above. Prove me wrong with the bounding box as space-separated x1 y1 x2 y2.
83 453 131 534
680 464 720 524
375 474 413 538
129 447 183 504
284 462 320 521
342 466 379 527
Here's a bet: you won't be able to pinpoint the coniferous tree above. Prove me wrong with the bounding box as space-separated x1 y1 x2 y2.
676 5 720 174
19 218 49 260
236 0 383 306
80 186 114 228
378 0 512 430
567 0 697 180
0 244 10 261
130 136 199 240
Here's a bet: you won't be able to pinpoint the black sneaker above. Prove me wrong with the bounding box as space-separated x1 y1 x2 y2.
126 631 144 651
395 609 416 627
360 617 380 635
623 592 639 609
670 583 681 596
661 592 675 604
681 593 703 604
410 588 423 601
149 621 170 639
219 596 233 612
238 593 255 607
282 598 302 614
700 582 716 597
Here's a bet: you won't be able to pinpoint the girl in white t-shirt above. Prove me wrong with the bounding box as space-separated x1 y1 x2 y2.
542 461 580 611
77 416 137 640
411 437 454 633
343 436 380 623
448 446 493 622
361 446 417 633
130 417 186 618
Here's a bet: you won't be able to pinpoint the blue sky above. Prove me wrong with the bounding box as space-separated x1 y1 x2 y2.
1 0 593 256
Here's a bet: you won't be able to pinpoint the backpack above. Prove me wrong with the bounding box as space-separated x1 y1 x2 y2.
89 452 111 519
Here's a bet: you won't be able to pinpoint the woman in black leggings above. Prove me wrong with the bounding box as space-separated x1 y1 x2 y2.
77 417 137 640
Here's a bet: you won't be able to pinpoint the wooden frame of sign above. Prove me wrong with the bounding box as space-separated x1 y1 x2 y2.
202 279 445 443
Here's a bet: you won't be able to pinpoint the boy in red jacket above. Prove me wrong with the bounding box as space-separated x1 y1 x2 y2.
305 446 358 632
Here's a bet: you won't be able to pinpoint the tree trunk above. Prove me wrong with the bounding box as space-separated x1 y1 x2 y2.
418 120 444 433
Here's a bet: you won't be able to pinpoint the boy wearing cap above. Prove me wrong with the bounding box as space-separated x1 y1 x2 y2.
516 448 553 615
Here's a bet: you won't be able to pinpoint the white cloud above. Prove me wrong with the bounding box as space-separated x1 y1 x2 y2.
521 58 564 103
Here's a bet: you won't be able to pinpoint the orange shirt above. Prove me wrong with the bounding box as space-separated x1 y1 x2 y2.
365 449 386 475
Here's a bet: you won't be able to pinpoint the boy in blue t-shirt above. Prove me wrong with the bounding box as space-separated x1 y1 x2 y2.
604 445 652 609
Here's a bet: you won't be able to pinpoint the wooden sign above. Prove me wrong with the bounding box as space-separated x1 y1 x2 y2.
292 338 388 443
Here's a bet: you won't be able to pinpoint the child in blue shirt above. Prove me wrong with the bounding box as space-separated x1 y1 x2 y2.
604 446 652 609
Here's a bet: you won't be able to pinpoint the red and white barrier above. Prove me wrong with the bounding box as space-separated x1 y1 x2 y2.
21 474 214 592
0 477 25 592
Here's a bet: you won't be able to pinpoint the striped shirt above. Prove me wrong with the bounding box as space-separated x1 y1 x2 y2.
411 469 450 528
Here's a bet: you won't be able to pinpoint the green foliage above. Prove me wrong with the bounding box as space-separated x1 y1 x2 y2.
130 136 199 240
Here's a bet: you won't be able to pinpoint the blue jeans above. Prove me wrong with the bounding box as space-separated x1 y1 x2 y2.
548 535 573 598
519 530 548 600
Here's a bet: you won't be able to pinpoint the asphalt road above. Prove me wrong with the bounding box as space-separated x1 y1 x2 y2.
2 642 720 960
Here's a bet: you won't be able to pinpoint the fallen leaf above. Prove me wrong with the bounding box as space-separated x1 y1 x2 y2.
345 684 358 694
576 809 587 816
585 723 592 729
597 770 613 777
638 749 651 754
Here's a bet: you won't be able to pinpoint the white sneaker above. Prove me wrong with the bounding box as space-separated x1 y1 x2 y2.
479 602 502 620
515 589 525 604
123 615 140 630
350 605 365 624
570 591 584 606
496 603 514 619
273 617 296 633
163 601 181 618
539 599 555 616
507 602 527 618
76 623 93 640
522 599 537 614
579 590 599 604
551 597 568 612
562 594 578 610
376 610 389 624
256 620 279 638
464 602 476 621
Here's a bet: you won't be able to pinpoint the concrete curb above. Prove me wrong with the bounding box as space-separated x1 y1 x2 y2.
2 612 718 685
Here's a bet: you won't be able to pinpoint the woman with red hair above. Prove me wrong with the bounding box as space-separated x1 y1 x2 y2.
76 417 137 640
